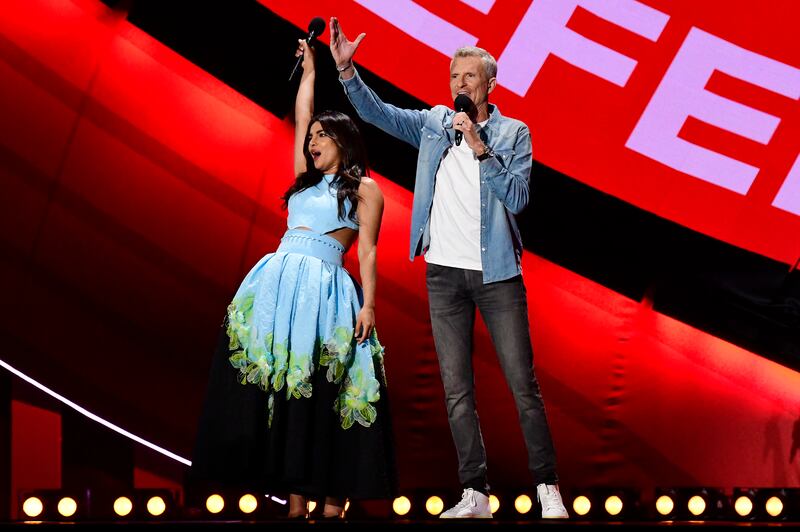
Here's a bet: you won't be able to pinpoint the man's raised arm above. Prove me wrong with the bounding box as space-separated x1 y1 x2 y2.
330 17 428 149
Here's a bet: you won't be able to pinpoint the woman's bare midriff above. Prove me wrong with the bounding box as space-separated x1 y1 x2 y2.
294 226 357 250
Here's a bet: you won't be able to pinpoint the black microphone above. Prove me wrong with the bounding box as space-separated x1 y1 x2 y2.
289 17 326 81
453 94 473 146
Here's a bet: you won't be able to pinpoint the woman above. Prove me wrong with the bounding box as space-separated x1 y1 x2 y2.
190 40 395 519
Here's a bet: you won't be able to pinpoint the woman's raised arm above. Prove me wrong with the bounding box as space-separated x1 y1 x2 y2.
294 40 316 176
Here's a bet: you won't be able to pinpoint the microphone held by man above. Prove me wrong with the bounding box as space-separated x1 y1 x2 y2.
453 94 473 146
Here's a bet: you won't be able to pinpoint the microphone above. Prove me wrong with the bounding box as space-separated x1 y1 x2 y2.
453 94 473 146
289 17 326 81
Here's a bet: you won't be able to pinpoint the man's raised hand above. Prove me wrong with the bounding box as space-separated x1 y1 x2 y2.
329 17 365 69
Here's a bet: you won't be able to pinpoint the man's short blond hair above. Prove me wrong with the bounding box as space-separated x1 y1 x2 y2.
452 46 497 79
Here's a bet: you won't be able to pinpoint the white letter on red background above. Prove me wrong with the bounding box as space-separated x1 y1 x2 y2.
459 0 495 15
626 28 800 195
355 0 478 56
497 0 669 96
773 154 800 216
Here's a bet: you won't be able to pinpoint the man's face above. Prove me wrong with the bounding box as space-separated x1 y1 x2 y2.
449 55 496 109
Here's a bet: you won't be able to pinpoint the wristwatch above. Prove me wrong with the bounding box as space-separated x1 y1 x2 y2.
477 145 494 162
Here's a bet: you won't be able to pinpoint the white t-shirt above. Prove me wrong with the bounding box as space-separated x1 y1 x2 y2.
424 120 488 271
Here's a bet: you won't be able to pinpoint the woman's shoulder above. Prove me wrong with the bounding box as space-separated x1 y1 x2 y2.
357 177 384 206
357 176 381 194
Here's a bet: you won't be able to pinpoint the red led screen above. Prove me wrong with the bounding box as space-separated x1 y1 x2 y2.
260 0 800 266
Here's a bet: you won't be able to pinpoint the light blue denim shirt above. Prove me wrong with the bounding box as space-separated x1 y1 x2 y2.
340 69 532 283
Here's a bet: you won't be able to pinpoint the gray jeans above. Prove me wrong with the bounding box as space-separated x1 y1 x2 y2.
426 263 558 491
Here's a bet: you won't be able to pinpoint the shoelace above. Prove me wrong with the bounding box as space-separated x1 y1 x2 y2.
451 489 476 511
539 486 564 512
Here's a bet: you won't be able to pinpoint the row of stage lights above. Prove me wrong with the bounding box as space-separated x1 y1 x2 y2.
394 488 797 520
21 490 176 521
20 487 799 521
567 487 798 521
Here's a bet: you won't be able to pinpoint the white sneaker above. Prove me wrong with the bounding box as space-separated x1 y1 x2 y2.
439 488 493 519
537 483 569 519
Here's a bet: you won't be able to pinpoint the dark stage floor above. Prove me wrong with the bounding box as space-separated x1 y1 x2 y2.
3 519 799 530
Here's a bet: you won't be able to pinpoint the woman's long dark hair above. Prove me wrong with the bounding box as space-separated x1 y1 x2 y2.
282 111 369 224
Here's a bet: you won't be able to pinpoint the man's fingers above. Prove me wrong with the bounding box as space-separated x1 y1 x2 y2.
354 32 366 48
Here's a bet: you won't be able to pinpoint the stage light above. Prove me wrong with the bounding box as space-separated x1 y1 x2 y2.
197 491 283 519
425 496 443 515
57 497 78 518
489 495 500 514
656 487 727 520
146 496 166 516
765 496 783 517
758 489 800 520
514 494 532 514
734 496 753 516
733 490 754 518
604 495 623 516
393 496 411 516
690 488 727 519
732 488 799 521
19 491 86 521
569 488 638 520
206 494 224 514
572 495 591 516
655 494 675 517
687 495 706 516
239 494 258 514
22 497 44 519
113 496 133 517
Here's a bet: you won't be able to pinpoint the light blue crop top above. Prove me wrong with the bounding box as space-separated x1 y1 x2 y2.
287 174 359 234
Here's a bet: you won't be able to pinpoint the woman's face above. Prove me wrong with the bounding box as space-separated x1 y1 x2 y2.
307 121 341 174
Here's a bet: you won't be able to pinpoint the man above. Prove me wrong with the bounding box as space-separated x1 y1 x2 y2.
329 17 569 519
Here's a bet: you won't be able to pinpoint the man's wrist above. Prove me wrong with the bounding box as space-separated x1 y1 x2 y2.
337 63 356 81
477 144 494 161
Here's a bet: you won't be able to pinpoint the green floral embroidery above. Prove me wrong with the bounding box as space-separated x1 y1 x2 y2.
332 330 385 429
286 359 313 399
334 370 380 429
319 326 353 383
226 295 387 430
272 341 288 393
227 296 274 393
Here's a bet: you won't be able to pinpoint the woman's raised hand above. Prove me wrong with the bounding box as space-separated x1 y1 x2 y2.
295 39 316 74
